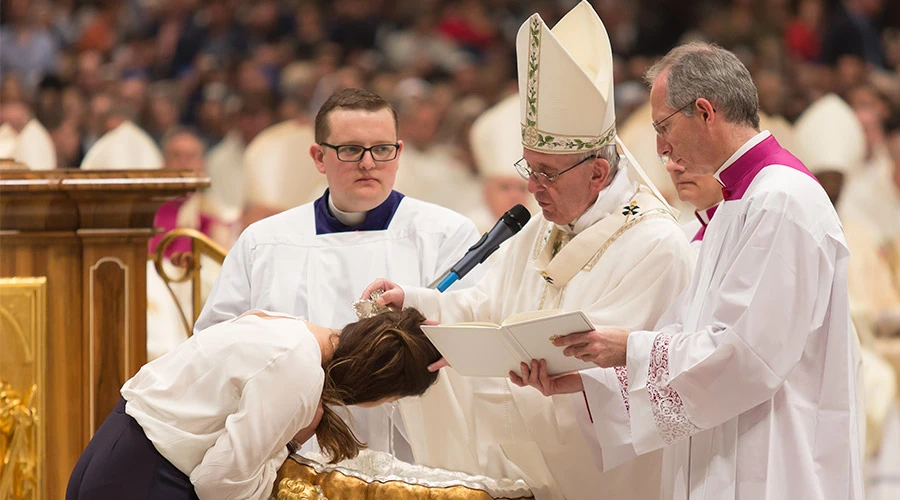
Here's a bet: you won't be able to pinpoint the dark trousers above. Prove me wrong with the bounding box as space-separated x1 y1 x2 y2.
66 398 199 500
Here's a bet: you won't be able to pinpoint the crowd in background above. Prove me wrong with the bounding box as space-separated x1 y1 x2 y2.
1 0 899 232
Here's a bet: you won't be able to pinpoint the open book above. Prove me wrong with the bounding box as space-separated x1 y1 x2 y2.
421 310 597 377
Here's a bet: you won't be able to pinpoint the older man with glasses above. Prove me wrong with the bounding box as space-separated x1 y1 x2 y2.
362 2 695 499
196 87 483 463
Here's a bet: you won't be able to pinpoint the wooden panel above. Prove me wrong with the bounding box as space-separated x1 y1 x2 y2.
82 239 148 435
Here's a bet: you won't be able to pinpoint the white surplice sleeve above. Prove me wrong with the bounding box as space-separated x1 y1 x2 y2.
190 348 323 500
194 230 254 333
430 214 485 288
573 225 695 471
625 197 844 455
404 235 515 324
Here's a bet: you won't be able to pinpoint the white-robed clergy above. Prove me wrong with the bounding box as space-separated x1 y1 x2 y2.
0 109 57 170
516 42 864 500
467 92 535 233
242 119 328 227
363 3 695 499
81 120 164 169
793 93 900 499
195 88 482 463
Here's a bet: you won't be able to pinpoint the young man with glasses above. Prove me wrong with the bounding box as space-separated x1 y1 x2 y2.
362 3 695 498
196 88 482 463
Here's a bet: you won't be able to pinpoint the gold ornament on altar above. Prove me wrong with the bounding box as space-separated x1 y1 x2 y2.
274 450 533 500
0 381 38 500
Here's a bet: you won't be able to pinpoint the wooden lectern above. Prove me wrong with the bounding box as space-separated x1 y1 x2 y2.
0 169 208 499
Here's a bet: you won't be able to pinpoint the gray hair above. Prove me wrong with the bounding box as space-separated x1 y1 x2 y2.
645 42 760 130
576 144 620 186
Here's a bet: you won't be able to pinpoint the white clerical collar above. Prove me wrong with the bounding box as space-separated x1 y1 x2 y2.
695 201 720 225
713 130 771 186
557 167 634 235
328 195 367 226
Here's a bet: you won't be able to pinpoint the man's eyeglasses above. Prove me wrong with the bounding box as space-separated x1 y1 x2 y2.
652 100 695 137
514 154 595 188
320 143 400 162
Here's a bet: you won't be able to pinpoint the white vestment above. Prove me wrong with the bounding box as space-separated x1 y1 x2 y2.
243 120 326 212
205 131 246 214
195 194 482 460
580 137 864 499
80 121 164 170
402 169 696 500
394 144 484 217
15 118 57 170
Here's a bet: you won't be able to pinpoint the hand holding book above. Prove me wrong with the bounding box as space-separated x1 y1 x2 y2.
420 310 600 378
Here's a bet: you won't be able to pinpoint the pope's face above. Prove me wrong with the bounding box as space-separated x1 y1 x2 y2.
666 157 723 210
310 108 402 212
523 149 605 225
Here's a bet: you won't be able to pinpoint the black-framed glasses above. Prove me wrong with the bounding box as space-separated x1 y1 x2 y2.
320 143 400 162
652 100 695 137
514 154 595 188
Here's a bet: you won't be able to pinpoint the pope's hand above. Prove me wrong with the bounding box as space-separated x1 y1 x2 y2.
361 278 405 309
553 327 630 368
509 359 583 396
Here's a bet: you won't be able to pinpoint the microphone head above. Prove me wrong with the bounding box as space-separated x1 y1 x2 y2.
501 204 531 233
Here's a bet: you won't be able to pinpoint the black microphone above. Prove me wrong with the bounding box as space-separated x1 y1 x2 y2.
433 204 531 291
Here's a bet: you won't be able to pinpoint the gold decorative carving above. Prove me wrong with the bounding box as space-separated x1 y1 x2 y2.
0 278 47 500
150 229 226 333
274 458 533 500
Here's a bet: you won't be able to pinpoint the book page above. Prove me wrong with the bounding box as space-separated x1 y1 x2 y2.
447 322 501 328
421 325 523 378
505 311 597 376
501 309 563 326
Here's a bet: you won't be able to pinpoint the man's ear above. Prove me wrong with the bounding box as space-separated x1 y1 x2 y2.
310 143 326 174
696 98 716 123
591 157 611 185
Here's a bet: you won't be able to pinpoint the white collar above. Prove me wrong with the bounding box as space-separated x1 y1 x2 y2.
557 167 635 235
713 130 771 185
328 195 367 226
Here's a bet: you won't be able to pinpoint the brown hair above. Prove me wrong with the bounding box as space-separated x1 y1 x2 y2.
313 88 399 144
315 308 441 462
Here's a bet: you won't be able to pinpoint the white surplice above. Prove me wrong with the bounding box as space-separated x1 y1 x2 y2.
195 194 482 461
579 134 864 499
402 169 696 500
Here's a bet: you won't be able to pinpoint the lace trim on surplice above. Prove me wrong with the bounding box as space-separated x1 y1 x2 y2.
648 333 701 444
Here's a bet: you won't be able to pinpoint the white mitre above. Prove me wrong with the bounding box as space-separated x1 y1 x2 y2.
81 120 164 170
792 93 865 176
515 0 674 213
516 0 616 153
243 120 326 211
758 111 795 153
16 118 57 170
469 93 522 179
618 101 670 197
0 123 17 159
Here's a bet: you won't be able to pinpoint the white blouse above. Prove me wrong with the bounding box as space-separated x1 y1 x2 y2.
122 312 324 499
